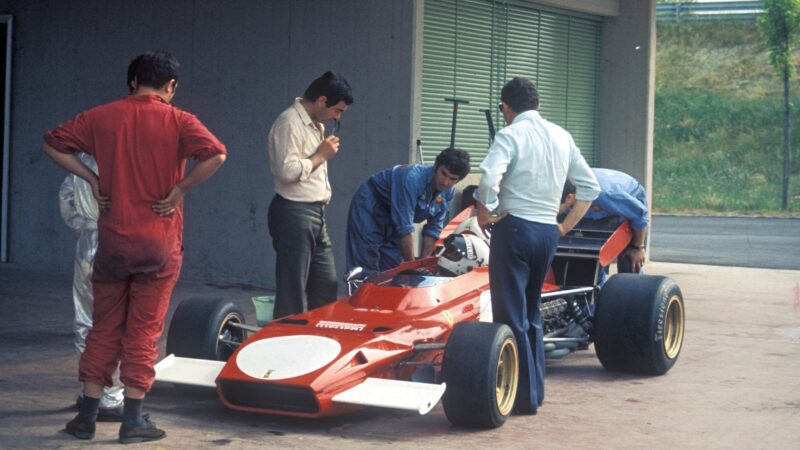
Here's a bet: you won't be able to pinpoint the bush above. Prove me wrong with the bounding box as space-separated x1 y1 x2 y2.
655 21 800 214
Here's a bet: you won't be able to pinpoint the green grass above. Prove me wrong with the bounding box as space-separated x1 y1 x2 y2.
655 21 800 214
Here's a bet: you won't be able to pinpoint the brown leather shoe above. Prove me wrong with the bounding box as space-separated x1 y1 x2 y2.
118 417 166 444
65 414 95 440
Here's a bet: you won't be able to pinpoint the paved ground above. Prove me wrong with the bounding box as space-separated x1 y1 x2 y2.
1 261 799 449
650 215 800 270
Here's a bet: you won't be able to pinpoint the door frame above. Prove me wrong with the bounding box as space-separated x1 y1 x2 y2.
0 15 12 262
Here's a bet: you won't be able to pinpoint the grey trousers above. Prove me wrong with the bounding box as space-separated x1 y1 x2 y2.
268 194 338 318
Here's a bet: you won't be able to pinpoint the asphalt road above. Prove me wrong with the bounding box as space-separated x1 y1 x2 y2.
650 215 800 270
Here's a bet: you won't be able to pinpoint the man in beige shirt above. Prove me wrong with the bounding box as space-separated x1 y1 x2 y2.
267 71 353 317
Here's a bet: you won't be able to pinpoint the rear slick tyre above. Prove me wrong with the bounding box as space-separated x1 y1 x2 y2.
594 274 685 375
442 322 519 428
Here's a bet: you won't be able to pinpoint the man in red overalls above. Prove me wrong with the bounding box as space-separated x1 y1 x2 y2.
43 51 227 444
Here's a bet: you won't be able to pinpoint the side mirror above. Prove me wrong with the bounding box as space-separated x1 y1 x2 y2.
344 266 364 283
344 266 366 295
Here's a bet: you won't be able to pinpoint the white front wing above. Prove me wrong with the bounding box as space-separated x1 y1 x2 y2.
332 378 446 415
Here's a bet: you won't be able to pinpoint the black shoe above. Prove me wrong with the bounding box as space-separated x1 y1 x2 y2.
65 414 95 440
119 417 166 444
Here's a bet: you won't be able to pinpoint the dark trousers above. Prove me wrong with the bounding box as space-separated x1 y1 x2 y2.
268 195 338 318
489 215 559 412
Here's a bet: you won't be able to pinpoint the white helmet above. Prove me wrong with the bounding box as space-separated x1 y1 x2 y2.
453 216 490 245
437 233 490 276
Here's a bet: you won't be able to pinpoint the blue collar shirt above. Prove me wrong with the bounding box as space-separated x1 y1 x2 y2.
368 164 453 239
584 168 649 231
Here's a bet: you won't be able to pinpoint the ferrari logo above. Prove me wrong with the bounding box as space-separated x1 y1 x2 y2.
262 369 275 379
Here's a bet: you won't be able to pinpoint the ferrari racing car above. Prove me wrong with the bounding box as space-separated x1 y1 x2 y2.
155 207 685 428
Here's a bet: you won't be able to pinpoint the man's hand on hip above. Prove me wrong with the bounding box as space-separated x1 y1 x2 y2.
476 201 507 234
152 185 185 217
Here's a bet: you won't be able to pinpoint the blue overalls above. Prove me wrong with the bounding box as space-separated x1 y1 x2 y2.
584 168 649 282
346 165 453 274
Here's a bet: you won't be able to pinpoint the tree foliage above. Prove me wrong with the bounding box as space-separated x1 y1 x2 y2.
758 0 800 78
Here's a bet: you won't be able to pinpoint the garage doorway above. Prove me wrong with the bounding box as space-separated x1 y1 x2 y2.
0 16 11 262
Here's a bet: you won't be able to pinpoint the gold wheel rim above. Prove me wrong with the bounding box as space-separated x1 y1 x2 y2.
495 337 519 416
663 295 685 359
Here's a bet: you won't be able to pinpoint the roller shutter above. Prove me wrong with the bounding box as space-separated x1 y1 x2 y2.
421 0 601 169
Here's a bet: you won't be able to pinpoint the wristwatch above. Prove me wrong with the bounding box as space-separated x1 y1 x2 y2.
629 244 645 250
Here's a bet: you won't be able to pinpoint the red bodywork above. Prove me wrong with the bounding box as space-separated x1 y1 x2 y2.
215 207 632 418
217 257 490 417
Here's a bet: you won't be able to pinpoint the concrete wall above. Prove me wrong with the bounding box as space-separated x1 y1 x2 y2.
1 0 656 287
598 0 656 197
0 0 416 287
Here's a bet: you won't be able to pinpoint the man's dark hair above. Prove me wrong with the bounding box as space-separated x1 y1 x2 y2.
435 148 471 180
126 56 139 93
128 51 180 90
303 71 354 107
561 179 576 204
500 77 539 113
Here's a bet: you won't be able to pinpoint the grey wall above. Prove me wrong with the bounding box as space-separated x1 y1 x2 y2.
2 0 657 287
598 0 656 197
1 0 416 287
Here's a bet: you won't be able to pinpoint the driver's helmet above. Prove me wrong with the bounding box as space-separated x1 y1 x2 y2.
436 233 490 276
453 216 490 245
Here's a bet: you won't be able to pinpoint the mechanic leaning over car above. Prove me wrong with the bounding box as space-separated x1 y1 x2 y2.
561 168 649 283
345 147 470 275
43 51 227 444
475 77 600 415
267 72 353 318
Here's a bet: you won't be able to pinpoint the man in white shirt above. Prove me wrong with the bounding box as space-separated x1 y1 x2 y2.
268 72 353 318
476 77 600 415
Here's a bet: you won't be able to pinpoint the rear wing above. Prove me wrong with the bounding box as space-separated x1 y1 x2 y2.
552 217 633 287
557 217 633 267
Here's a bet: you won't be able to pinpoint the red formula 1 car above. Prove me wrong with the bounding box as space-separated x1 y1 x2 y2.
155 207 685 428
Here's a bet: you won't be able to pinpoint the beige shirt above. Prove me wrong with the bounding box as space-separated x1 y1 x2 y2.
268 98 331 203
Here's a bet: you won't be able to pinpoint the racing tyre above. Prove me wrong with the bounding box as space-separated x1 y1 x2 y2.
166 298 246 362
594 274 685 375
442 322 519 428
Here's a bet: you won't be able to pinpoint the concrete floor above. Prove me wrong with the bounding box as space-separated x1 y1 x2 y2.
1 261 799 449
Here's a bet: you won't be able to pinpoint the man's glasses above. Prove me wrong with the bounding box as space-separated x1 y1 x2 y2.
498 103 504 113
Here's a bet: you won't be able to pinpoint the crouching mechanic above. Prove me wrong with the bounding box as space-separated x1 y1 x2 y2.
43 51 227 443
345 148 470 274
561 168 648 281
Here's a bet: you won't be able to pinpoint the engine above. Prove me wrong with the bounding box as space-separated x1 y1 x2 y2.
541 294 594 359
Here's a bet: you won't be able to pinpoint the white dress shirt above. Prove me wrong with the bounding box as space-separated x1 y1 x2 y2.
476 110 600 224
268 98 331 203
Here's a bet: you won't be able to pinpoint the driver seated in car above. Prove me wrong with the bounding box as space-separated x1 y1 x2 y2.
436 232 490 277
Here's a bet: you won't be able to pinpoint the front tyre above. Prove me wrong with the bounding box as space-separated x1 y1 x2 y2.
442 322 519 428
166 298 245 362
594 274 685 375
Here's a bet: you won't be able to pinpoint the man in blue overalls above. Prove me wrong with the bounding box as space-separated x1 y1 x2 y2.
561 168 648 282
346 148 470 274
